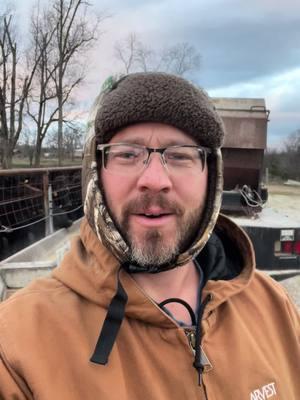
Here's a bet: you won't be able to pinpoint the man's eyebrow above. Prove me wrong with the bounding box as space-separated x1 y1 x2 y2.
117 138 196 147
119 138 145 145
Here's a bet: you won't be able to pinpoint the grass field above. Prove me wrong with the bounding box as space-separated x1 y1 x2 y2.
12 157 82 168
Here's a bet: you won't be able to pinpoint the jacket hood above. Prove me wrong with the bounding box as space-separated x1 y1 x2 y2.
82 72 225 273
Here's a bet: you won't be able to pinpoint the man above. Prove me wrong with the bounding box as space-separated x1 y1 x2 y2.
0 72 299 399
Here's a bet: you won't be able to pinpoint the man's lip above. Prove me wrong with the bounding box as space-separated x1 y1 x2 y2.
133 207 174 216
130 214 175 227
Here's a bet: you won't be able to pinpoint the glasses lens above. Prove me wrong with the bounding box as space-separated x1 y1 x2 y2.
164 146 205 172
103 144 146 173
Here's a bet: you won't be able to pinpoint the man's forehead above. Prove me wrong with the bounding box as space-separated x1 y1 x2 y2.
108 122 198 146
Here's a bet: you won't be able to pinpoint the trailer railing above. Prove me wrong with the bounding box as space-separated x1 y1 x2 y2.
0 167 83 260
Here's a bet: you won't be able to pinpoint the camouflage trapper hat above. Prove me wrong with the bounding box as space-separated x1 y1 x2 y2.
82 72 224 273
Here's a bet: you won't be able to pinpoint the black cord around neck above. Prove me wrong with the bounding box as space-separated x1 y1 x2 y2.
159 297 197 326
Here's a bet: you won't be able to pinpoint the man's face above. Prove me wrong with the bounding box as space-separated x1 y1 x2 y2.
100 122 208 268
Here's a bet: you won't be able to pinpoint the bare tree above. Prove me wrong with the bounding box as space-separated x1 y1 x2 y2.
19 127 36 167
27 5 59 167
135 44 155 72
49 0 103 166
25 0 104 167
44 121 84 161
114 33 138 74
160 42 201 76
284 129 300 180
265 129 300 181
114 32 201 77
63 122 84 160
284 129 300 153
0 11 39 168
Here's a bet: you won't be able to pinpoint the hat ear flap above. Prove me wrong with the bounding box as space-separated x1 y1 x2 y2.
176 149 223 267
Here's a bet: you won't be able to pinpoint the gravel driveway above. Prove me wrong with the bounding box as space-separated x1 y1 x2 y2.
280 275 300 309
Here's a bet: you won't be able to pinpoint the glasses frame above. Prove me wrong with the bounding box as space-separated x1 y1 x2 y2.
97 143 211 174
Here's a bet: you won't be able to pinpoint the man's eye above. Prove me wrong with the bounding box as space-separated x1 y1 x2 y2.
167 152 193 161
115 152 136 159
108 151 140 163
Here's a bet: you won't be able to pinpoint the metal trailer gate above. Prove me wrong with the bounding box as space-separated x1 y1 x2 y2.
0 167 83 260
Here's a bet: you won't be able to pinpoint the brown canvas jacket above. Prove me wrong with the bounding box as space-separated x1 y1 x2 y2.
0 215 299 400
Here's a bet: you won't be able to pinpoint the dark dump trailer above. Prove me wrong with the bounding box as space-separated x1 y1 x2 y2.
214 98 300 273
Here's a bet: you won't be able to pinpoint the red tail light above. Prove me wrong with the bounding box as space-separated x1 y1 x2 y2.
282 241 293 253
294 241 300 255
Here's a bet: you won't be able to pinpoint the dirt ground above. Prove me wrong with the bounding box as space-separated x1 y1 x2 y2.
267 183 300 221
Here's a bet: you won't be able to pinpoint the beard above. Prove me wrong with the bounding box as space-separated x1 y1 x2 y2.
115 193 204 269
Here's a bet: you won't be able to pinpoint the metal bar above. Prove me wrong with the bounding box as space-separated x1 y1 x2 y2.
48 183 54 235
0 166 82 176
0 193 43 207
215 107 269 113
43 171 50 236
50 184 81 193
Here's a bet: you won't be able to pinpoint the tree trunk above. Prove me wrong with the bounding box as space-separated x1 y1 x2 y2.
57 0 63 167
34 136 43 167
2 144 13 169
57 90 63 166
29 148 34 167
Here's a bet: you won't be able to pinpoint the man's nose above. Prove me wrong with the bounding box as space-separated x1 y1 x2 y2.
136 153 173 192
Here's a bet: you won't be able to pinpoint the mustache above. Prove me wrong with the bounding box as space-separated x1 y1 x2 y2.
122 193 184 216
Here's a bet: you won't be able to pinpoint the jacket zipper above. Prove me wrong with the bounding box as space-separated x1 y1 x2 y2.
185 328 209 399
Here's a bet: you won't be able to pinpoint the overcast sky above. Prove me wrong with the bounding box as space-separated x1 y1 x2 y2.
14 0 300 148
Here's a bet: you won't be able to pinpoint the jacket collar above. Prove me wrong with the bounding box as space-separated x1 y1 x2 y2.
52 215 256 325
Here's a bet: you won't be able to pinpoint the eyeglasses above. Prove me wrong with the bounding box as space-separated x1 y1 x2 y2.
97 143 210 176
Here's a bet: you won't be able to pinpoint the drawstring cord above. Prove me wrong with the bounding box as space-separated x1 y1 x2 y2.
90 270 128 365
193 293 212 386
159 298 197 326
